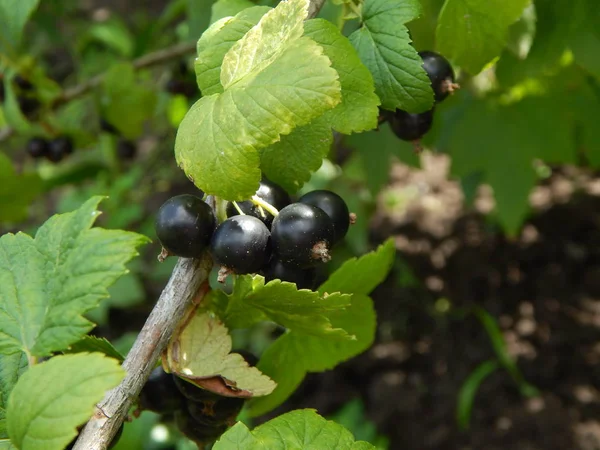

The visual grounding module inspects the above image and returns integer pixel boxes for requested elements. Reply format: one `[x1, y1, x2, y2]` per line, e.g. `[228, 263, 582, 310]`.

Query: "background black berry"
[173, 375, 220, 403]
[155, 194, 216, 258]
[18, 96, 40, 118]
[26, 137, 49, 159]
[262, 258, 316, 290]
[117, 139, 136, 160]
[299, 190, 350, 244]
[175, 409, 228, 445]
[419, 51, 455, 103]
[14, 75, 33, 91]
[226, 179, 291, 228]
[389, 109, 434, 141]
[186, 395, 244, 426]
[138, 366, 183, 413]
[271, 203, 335, 268]
[210, 215, 271, 274]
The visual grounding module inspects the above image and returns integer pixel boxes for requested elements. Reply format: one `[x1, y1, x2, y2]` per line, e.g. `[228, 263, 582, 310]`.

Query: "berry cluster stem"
[251, 195, 279, 217]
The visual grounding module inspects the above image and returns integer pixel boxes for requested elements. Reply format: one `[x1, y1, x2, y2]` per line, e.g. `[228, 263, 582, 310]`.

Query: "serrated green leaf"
[195, 7, 271, 96]
[212, 275, 352, 339]
[167, 311, 276, 397]
[0, 353, 27, 439]
[248, 293, 376, 416]
[319, 239, 396, 295]
[260, 116, 333, 193]
[214, 409, 376, 449]
[436, 0, 529, 74]
[348, 0, 433, 112]
[64, 336, 124, 362]
[101, 63, 157, 139]
[0, 153, 42, 224]
[0, 197, 149, 357]
[0, 0, 40, 55]
[210, 0, 255, 24]
[7, 353, 124, 450]
[177, 0, 341, 200]
[304, 19, 379, 134]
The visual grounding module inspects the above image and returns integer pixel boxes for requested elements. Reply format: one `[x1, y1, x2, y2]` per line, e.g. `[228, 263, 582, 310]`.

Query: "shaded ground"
[271, 154, 600, 450]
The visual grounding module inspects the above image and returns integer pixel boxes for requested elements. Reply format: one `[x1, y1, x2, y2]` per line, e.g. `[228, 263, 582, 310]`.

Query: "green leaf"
[211, 275, 352, 339]
[7, 353, 124, 450]
[0, 0, 40, 55]
[64, 336, 124, 362]
[320, 239, 396, 295]
[259, 116, 333, 193]
[101, 63, 157, 139]
[304, 19, 380, 134]
[195, 7, 270, 96]
[214, 409, 376, 449]
[348, 0, 433, 112]
[456, 360, 499, 431]
[0, 154, 42, 224]
[436, 0, 529, 74]
[0, 197, 149, 357]
[211, 0, 255, 24]
[187, 0, 214, 39]
[0, 353, 27, 439]
[177, 0, 341, 200]
[167, 311, 276, 397]
[568, 5, 600, 79]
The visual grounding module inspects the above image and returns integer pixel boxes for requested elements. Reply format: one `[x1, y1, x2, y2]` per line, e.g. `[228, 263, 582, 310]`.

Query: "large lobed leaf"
[247, 240, 395, 416]
[0, 354, 27, 439]
[178, 0, 341, 200]
[0, 197, 149, 358]
[214, 409, 376, 449]
[349, 0, 433, 112]
[436, 0, 529, 74]
[7, 353, 124, 450]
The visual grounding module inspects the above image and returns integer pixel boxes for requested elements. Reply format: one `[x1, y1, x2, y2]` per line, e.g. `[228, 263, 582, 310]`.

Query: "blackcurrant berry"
[155, 195, 216, 258]
[117, 139, 136, 160]
[389, 108, 434, 142]
[175, 409, 227, 444]
[235, 349, 259, 367]
[186, 395, 244, 426]
[419, 51, 456, 103]
[226, 179, 291, 228]
[50, 136, 74, 155]
[14, 75, 33, 91]
[210, 215, 271, 275]
[271, 203, 334, 268]
[299, 190, 350, 243]
[26, 137, 49, 159]
[262, 258, 316, 290]
[100, 118, 118, 134]
[18, 96, 40, 118]
[138, 366, 184, 413]
[173, 375, 220, 403]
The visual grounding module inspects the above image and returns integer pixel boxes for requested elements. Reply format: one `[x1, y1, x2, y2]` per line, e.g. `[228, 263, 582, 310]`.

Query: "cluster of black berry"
[100, 118, 137, 160]
[26, 136, 74, 162]
[155, 179, 352, 289]
[0, 74, 43, 119]
[385, 51, 457, 146]
[138, 356, 255, 445]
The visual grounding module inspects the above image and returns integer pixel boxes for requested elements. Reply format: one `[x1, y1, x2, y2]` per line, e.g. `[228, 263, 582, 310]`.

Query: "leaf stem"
[251, 195, 279, 217]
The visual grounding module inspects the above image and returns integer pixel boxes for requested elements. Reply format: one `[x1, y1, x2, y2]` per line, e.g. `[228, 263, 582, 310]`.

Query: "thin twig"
[73, 1, 328, 448]
[0, 41, 197, 142]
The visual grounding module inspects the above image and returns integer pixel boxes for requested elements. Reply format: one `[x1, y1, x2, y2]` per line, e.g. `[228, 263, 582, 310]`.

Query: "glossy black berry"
[138, 366, 184, 413]
[175, 409, 227, 445]
[389, 109, 434, 142]
[155, 195, 216, 258]
[50, 136, 74, 155]
[262, 258, 316, 290]
[117, 139, 136, 160]
[210, 215, 271, 274]
[226, 179, 291, 228]
[26, 137, 49, 159]
[299, 190, 350, 243]
[14, 75, 33, 91]
[271, 203, 334, 268]
[235, 350, 259, 367]
[173, 375, 220, 403]
[419, 51, 455, 103]
[186, 395, 244, 426]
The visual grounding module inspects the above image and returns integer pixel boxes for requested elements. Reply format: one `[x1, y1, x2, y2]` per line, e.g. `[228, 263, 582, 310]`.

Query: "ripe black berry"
[262, 258, 316, 290]
[299, 190, 350, 243]
[51, 136, 74, 155]
[26, 137, 49, 159]
[175, 409, 227, 445]
[173, 375, 220, 403]
[210, 215, 271, 275]
[14, 75, 33, 91]
[186, 395, 244, 426]
[389, 108, 434, 142]
[138, 366, 184, 413]
[18, 96, 40, 118]
[419, 51, 456, 103]
[226, 179, 290, 228]
[117, 139, 136, 160]
[271, 203, 334, 268]
[155, 195, 216, 258]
